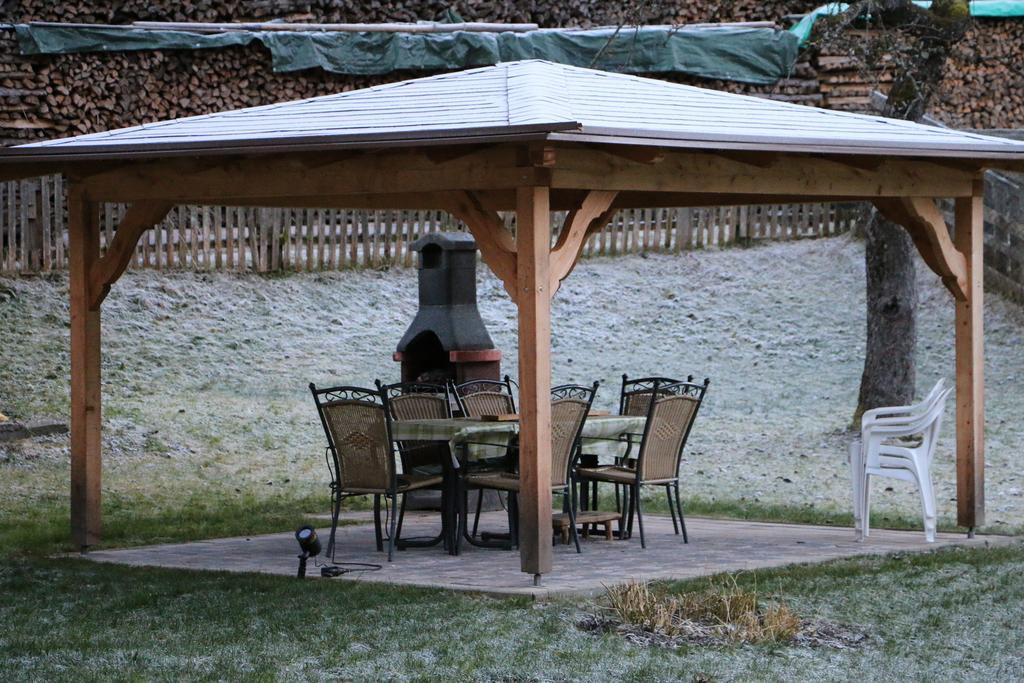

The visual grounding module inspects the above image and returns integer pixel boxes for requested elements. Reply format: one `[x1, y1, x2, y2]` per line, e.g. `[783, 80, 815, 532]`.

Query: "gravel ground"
[1, 235, 1022, 531]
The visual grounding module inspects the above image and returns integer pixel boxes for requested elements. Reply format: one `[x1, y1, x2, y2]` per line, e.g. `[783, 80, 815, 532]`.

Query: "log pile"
[0, 2, 1019, 147]
[814, 47, 894, 112]
[938, 20, 1024, 129]
[810, 20, 1024, 125]
[4, 1, 822, 28]
[0, 30, 394, 145]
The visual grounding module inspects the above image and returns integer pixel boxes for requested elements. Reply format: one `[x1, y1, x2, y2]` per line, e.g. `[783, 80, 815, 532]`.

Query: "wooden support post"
[954, 183, 985, 530]
[68, 187, 102, 549]
[515, 185, 553, 580]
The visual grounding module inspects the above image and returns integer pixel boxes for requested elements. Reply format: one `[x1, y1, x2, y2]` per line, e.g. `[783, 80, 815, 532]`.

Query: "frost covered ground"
[2, 545, 1023, 681]
[1, 235, 1023, 532]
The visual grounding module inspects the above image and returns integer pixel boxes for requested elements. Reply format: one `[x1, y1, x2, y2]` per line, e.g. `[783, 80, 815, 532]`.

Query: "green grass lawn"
[1, 543, 1022, 682]
[2, 490, 1020, 681]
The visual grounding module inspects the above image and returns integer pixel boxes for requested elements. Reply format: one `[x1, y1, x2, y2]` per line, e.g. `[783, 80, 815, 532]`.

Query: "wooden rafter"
[602, 146, 666, 165]
[88, 201, 173, 309]
[873, 197, 968, 301]
[709, 150, 777, 168]
[424, 144, 491, 165]
[549, 190, 618, 294]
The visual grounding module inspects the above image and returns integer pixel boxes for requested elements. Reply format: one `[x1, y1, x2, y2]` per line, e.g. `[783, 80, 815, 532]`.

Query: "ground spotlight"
[295, 525, 321, 578]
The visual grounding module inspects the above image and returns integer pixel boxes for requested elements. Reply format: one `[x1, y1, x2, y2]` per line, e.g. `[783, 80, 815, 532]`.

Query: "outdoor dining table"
[390, 414, 646, 554]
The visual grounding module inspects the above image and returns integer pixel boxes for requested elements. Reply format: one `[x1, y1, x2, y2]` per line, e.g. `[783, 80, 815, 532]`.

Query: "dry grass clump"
[604, 581, 682, 636]
[598, 577, 815, 647]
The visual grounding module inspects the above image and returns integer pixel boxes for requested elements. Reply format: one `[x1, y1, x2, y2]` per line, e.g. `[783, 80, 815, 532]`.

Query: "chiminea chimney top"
[410, 232, 480, 308]
[394, 232, 500, 384]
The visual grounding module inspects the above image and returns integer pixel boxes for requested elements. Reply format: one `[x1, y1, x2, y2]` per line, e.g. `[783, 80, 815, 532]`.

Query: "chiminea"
[394, 232, 501, 384]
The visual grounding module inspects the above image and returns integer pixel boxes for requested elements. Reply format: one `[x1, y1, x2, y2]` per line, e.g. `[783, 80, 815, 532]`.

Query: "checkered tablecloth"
[390, 415, 645, 467]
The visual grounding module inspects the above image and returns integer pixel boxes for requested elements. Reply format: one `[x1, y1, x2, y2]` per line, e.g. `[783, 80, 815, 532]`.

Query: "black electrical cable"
[309, 446, 395, 577]
[315, 539, 383, 576]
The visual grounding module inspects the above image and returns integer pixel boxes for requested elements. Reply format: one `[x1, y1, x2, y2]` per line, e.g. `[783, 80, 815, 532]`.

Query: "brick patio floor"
[82, 512, 1012, 599]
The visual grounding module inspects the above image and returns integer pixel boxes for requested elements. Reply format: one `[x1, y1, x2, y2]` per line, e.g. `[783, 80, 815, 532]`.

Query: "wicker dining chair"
[577, 378, 709, 548]
[619, 374, 689, 417]
[377, 380, 453, 542]
[309, 382, 443, 562]
[452, 375, 518, 537]
[459, 382, 598, 554]
[452, 375, 518, 418]
[580, 374, 688, 516]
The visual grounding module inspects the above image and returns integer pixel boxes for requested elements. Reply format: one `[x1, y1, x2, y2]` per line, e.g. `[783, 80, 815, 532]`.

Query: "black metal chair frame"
[579, 374, 688, 523]
[618, 374, 690, 417]
[578, 377, 709, 548]
[377, 380, 455, 550]
[310, 382, 443, 563]
[450, 375, 519, 538]
[451, 374, 518, 417]
[457, 382, 598, 555]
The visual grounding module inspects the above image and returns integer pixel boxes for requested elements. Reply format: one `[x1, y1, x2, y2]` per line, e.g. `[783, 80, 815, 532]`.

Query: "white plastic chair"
[848, 379, 951, 543]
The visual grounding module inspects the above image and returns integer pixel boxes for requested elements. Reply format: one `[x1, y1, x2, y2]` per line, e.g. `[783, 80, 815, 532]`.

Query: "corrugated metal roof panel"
[6, 60, 1024, 161]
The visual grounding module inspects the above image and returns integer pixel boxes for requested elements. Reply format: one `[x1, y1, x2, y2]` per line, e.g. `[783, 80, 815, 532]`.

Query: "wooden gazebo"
[3, 60, 1023, 582]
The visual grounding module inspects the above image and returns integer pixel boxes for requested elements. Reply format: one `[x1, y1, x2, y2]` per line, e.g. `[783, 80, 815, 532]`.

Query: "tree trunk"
[811, 0, 969, 425]
[855, 212, 917, 423]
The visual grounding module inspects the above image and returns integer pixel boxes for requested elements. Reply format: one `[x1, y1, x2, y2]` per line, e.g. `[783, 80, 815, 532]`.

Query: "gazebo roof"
[6, 59, 1024, 163]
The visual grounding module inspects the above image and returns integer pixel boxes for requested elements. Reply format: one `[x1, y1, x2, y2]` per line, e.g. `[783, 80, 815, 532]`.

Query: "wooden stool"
[552, 510, 622, 544]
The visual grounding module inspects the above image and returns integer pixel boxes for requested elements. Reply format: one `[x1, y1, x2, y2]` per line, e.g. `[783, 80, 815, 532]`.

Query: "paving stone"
[82, 512, 1015, 599]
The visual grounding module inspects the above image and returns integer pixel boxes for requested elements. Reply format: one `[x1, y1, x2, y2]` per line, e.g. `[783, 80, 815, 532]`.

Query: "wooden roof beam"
[209, 190, 520, 211]
[550, 147, 978, 198]
[709, 150, 777, 168]
[76, 147, 548, 203]
[602, 146, 666, 165]
[610, 191, 855, 208]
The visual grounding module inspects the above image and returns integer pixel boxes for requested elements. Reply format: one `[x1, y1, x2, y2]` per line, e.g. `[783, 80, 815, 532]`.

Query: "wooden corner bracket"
[88, 201, 174, 309]
[874, 196, 968, 302]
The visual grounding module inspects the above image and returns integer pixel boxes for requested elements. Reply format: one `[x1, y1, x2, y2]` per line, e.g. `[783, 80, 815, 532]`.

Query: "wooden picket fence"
[0, 175, 859, 273]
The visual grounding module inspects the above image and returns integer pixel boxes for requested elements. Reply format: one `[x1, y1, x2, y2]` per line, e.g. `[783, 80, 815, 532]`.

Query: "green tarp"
[15, 24, 799, 85]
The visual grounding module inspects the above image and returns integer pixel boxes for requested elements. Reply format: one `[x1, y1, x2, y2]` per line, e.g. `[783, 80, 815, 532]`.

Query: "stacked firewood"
[0, 39, 825, 146]
[0, 44, 51, 145]
[4, 1, 821, 27]
[938, 21, 1024, 129]
[811, 20, 1024, 127]
[0, 30, 395, 145]
[814, 37, 894, 112]
[0, 0, 822, 146]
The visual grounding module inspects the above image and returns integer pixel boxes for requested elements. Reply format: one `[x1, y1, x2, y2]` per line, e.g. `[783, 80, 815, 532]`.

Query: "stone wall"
[982, 169, 1024, 303]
